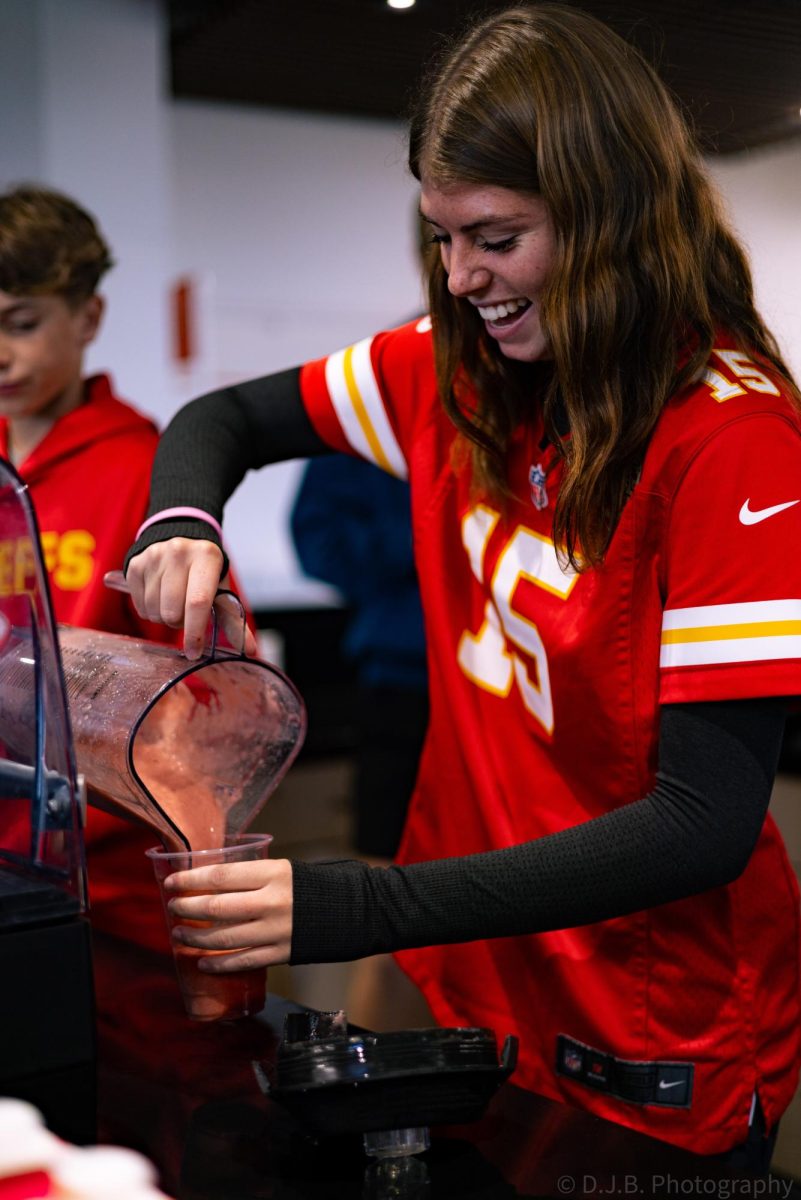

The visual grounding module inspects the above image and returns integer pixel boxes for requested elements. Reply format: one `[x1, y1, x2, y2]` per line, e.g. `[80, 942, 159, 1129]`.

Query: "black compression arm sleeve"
[125, 367, 326, 570]
[289, 697, 785, 962]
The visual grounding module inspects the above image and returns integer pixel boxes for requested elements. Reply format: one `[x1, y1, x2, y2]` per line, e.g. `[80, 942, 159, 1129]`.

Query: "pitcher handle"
[104, 570, 248, 658]
[208, 589, 248, 658]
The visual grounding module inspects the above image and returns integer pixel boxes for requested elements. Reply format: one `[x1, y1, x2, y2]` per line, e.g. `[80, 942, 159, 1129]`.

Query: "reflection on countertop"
[91, 929, 801, 1200]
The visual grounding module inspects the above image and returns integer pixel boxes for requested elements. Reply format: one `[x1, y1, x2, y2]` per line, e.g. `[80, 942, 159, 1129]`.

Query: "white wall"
[165, 102, 424, 605]
[168, 102, 423, 378]
[709, 140, 801, 383]
[0, 0, 173, 416]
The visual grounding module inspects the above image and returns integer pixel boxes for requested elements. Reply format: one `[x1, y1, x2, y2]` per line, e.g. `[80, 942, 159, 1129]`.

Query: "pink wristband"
[135, 507, 224, 542]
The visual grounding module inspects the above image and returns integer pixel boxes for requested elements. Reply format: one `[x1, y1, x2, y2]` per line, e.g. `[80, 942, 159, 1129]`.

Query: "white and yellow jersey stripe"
[323, 337, 408, 479]
[661, 600, 801, 668]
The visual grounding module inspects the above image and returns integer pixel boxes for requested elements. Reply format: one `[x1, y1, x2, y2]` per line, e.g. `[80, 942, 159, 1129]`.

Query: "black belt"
[556, 1034, 694, 1108]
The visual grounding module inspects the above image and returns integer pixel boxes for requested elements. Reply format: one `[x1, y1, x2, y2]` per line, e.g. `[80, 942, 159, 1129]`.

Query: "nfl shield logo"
[529, 462, 549, 510]
[563, 1047, 583, 1074]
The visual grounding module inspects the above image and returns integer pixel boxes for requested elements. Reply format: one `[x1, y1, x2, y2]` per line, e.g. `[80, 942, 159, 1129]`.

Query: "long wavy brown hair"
[409, 3, 799, 569]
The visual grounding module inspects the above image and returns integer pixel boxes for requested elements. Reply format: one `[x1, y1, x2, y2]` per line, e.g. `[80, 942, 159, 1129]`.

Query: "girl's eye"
[479, 236, 518, 254]
[429, 232, 449, 246]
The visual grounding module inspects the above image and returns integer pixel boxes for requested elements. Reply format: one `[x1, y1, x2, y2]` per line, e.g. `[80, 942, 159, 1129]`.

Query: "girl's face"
[420, 180, 556, 363]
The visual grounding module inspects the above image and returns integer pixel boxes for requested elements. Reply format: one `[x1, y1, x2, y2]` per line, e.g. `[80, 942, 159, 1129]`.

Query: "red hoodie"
[2, 375, 184, 952]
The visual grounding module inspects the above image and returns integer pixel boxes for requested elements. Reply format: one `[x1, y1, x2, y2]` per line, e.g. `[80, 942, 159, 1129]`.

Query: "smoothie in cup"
[147, 833, 272, 1021]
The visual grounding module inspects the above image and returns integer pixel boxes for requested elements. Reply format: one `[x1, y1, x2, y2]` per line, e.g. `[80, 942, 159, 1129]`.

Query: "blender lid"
[275, 1025, 512, 1089]
[260, 1011, 518, 1138]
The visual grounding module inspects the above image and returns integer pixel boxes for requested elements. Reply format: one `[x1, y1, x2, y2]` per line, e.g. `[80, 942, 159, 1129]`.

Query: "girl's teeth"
[478, 299, 528, 321]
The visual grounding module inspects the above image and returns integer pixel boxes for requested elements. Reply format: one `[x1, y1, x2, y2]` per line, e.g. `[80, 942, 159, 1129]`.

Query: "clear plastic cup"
[146, 833, 273, 1021]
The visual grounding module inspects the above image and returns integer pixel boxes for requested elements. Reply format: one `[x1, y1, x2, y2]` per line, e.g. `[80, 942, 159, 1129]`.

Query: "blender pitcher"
[0, 457, 95, 1140]
[2, 576, 306, 852]
[0, 457, 85, 909]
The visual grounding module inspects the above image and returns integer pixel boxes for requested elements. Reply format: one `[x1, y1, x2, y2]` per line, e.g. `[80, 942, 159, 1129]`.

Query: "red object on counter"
[0, 1170, 52, 1198]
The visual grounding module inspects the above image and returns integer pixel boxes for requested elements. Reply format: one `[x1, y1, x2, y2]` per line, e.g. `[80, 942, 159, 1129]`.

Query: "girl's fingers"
[198, 946, 280, 973]
[165, 859, 293, 968]
[140, 564, 166, 627]
[125, 538, 224, 656]
[170, 920, 292, 969]
[124, 550, 150, 616]
[127, 543, 177, 623]
[167, 889, 271, 923]
[172, 918, 270, 951]
[183, 545, 225, 658]
[165, 860, 275, 895]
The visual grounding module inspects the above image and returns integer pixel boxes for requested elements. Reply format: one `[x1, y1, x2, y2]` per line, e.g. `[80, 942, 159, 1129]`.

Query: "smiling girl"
[124, 4, 801, 1166]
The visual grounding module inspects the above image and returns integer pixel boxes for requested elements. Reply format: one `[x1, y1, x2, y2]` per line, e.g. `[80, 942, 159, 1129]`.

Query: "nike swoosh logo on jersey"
[658, 1080, 684, 1090]
[739, 498, 800, 525]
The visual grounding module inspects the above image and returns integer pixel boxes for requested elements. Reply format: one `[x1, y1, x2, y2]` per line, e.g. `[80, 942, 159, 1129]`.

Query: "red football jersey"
[300, 319, 801, 1154]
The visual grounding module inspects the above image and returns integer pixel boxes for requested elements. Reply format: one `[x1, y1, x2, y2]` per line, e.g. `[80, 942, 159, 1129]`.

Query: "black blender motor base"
[259, 1010, 518, 1151]
[0, 904, 96, 1145]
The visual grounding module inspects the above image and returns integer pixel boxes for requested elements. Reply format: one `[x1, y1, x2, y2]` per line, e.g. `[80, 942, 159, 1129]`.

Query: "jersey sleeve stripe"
[323, 337, 407, 479]
[662, 599, 801, 628]
[663, 619, 801, 644]
[661, 635, 801, 668]
[660, 600, 801, 667]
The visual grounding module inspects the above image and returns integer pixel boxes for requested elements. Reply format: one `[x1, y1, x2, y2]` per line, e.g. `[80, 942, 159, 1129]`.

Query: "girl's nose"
[444, 244, 492, 298]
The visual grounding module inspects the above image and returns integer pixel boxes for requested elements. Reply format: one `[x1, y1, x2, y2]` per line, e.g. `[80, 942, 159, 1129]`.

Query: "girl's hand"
[126, 538, 257, 659]
[164, 858, 294, 971]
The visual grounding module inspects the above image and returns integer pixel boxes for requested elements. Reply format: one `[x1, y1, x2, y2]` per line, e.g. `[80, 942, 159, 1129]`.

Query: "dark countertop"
[91, 930, 788, 1200]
